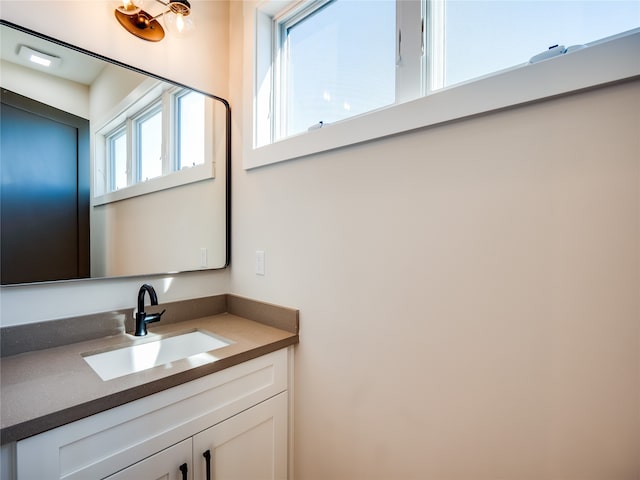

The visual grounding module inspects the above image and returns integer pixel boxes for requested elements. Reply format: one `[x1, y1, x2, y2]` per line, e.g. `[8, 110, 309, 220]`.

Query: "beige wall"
[229, 4, 639, 479]
[1, 1, 638, 478]
[93, 178, 226, 276]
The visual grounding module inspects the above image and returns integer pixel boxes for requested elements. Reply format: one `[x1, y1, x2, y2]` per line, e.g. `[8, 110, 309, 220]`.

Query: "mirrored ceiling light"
[18, 45, 62, 68]
[114, 0, 193, 42]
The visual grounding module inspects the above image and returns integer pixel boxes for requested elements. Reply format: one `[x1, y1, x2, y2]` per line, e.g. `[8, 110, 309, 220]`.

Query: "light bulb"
[164, 11, 195, 37]
[176, 13, 185, 32]
[116, 0, 142, 15]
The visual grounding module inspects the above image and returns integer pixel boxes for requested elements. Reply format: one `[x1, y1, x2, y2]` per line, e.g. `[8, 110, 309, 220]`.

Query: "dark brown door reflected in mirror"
[1, 90, 90, 284]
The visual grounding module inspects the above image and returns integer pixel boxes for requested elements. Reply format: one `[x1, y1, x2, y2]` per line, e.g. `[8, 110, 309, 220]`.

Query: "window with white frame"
[98, 84, 212, 202]
[136, 103, 163, 182]
[436, 0, 640, 90]
[277, 0, 396, 139]
[250, 0, 640, 162]
[108, 126, 128, 192]
[176, 90, 207, 169]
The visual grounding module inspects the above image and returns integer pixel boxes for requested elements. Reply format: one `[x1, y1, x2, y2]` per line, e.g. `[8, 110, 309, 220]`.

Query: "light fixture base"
[114, 9, 165, 42]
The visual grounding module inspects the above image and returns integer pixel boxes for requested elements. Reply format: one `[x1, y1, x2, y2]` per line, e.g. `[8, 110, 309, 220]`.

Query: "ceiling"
[1, 25, 105, 86]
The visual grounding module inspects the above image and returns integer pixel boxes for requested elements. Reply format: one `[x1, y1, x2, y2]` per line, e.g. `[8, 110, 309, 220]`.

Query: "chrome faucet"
[134, 284, 166, 336]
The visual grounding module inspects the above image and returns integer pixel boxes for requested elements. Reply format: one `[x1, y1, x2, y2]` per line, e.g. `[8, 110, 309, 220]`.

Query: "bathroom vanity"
[0, 295, 299, 480]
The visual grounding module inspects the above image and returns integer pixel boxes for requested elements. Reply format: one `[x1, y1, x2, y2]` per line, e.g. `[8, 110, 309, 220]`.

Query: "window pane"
[177, 91, 205, 169]
[137, 109, 162, 181]
[442, 0, 640, 88]
[284, 0, 396, 138]
[111, 131, 127, 191]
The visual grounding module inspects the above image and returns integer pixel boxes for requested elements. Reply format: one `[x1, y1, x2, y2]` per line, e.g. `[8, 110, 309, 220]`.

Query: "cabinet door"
[192, 392, 288, 480]
[105, 438, 192, 480]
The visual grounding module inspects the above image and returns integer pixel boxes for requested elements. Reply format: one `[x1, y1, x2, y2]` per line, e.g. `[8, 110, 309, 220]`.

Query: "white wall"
[228, 3, 639, 479]
[0, 59, 89, 118]
[0, 0, 231, 326]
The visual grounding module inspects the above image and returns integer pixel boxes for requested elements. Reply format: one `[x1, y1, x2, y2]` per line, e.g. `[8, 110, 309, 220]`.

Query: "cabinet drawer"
[16, 348, 288, 480]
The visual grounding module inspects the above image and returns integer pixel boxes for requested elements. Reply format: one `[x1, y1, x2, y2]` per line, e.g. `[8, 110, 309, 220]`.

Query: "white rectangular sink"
[83, 330, 232, 381]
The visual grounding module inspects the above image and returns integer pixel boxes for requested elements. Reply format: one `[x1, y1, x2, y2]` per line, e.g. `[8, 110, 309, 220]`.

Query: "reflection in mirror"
[0, 21, 230, 286]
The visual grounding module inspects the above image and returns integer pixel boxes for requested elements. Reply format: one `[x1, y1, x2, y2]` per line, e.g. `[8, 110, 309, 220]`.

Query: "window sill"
[243, 28, 640, 170]
[92, 162, 215, 206]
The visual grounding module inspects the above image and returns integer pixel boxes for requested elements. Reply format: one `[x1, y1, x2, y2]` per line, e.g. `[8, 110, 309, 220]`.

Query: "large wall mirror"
[0, 21, 230, 286]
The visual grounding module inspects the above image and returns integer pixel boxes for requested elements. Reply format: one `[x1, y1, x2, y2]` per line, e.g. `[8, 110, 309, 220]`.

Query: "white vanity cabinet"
[15, 348, 291, 480]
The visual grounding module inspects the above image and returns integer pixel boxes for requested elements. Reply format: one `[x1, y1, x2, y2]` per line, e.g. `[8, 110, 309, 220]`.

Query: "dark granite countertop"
[0, 294, 299, 444]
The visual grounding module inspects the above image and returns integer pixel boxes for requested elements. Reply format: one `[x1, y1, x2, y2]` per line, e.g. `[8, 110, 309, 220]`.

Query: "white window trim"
[93, 79, 215, 206]
[93, 163, 215, 206]
[243, 0, 640, 170]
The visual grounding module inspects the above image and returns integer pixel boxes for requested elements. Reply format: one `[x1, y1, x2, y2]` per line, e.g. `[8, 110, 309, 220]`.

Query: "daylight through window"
[103, 87, 209, 193]
[256, 0, 640, 147]
[280, 0, 396, 138]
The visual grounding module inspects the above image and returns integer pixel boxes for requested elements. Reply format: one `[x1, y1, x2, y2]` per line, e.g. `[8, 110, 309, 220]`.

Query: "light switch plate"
[255, 250, 265, 275]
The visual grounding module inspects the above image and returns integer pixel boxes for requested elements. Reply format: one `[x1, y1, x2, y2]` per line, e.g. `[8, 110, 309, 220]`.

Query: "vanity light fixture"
[114, 0, 194, 42]
[18, 45, 61, 68]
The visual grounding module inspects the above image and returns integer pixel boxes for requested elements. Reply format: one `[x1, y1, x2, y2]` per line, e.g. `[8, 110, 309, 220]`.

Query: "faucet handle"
[146, 309, 166, 324]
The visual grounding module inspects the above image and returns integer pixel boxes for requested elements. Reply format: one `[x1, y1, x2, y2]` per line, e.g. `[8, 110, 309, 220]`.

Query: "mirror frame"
[0, 20, 231, 285]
